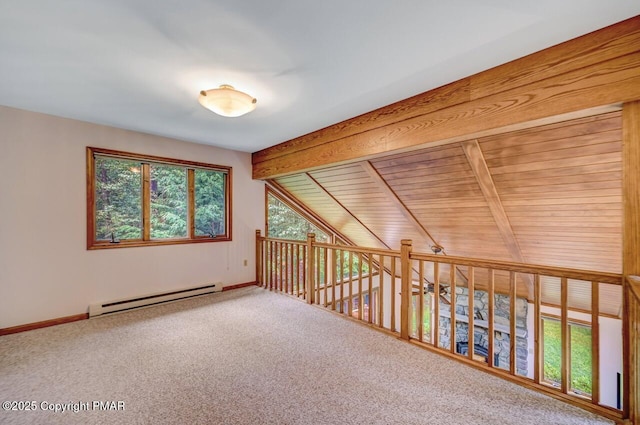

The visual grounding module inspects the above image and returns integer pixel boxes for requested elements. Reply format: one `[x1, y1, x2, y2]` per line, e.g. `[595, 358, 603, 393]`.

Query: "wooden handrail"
[256, 235, 307, 245]
[313, 241, 400, 257]
[410, 252, 622, 285]
[261, 235, 621, 285]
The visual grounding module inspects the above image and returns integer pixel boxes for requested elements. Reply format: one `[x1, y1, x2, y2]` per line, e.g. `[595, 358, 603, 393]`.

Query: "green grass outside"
[543, 319, 592, 395]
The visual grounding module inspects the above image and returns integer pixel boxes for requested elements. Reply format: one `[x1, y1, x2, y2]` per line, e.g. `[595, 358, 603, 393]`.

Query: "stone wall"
[437, 287, 528, 375]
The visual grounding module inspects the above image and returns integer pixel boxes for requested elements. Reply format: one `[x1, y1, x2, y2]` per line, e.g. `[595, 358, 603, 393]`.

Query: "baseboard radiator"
[89, 283, 222, 317]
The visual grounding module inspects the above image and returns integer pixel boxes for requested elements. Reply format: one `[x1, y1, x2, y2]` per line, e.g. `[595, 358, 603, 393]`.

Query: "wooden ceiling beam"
[253, 16, 640, 180]
[302, 172, 392, 250]
[360, 161, 439, 248]
[360, 160, 470, 284]
[461, 140, 524, 262]
[461, 140, 532, 290]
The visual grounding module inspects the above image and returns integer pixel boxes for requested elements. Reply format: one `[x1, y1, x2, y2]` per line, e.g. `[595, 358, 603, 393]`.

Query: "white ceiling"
[1, 1, 638, 153]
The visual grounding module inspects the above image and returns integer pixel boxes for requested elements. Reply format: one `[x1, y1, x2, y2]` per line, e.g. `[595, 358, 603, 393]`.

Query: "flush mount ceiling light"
[198, 84, 257, 118]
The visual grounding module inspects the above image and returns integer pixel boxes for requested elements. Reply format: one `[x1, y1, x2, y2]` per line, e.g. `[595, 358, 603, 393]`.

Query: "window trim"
[87, 147, 232, 249]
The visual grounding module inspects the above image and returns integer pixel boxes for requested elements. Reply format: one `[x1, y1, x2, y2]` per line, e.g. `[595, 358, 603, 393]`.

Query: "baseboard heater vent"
[89, 283, 222, 317]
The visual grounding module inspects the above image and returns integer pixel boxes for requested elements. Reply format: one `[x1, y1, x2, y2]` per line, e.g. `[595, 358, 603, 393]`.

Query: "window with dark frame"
[87, 147, 231, 249]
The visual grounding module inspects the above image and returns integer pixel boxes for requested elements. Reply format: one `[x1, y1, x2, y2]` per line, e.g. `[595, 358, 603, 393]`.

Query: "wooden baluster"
[358, 252, 363, 321]
[282, 243, 286, 294]
[434, 262, 440, 349]
[488, 269, 495, 368]
[468, 266, 475, 361]
[291, 243, 294, 295]
[274, 241, 278, 291]
[273, 242, 277, 291]
[292, 244, 296, 296]
[379, 254, 384, 328]
[302, 244, 307, 298]
[264, 240, 267, 288]
[534, 274, 541, 383]
[285, 243, 290, 294]
[368, 253, 373, 324]
[391, 256, 397, 333]
[337, 249, 343, 313]
[291, 244, 295, 294]
[297, 245, 302, 297]
[450, 265, 456, 353]
[324, 247, 329, 307]
[331, 249, 337, 310]
[510, 271, 517, 375]
[337, 249, 342, 312]
[279, 242, 283, 292]
[592, 280, 600, 405]
[419, 260, 424, 342]
[348, 251, 353, 317]
[561, 277, 569, 393]
[269, 241, 274, 291]
[316, 247, 321, 304]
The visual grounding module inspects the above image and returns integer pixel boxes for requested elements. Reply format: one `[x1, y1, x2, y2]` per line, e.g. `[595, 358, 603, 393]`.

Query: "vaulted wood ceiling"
[255, 17, 637, 316]
[270, 112, 622, 276]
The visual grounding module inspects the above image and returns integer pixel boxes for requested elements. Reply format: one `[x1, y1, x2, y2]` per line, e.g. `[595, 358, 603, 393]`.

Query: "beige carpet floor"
[0, 286, 615, 425]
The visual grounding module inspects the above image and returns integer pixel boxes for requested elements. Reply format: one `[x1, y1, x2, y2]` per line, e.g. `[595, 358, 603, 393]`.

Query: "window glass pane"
[543, 318, 561, 387]
[267, 194, 329, 241]
[195, 169, 226, 237]
[94, 156, 142, 241]
[150, 164, 187, 239]
[570, 324, 592, 395]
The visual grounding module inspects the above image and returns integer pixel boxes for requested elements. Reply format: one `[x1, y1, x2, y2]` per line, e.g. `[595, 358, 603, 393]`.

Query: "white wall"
[597, 316, 623, 409]
[0, 106, 264, 328]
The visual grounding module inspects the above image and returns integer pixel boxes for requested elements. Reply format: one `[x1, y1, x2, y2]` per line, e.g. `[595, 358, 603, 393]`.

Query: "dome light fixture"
[198, 84, 257, 118]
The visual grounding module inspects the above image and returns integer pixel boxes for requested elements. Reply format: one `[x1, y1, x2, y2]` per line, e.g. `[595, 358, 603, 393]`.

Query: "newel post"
[306, 233, 316, 305]
[255, 230, 263, 287]
[400, 239, 413, 340]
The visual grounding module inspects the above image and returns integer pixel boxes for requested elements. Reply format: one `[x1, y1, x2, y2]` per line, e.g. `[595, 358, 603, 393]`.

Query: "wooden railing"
[627, 275, 640, 424]
[255, 231, 628, 422]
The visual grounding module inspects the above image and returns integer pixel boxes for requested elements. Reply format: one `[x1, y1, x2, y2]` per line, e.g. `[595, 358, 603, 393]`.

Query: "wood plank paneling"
[479, 112, 623, 153]
[481, 113, 623, 274]
[308, 163, 431, 253]
[273, 174, 383, 249]
[371, 144, 514, 265]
